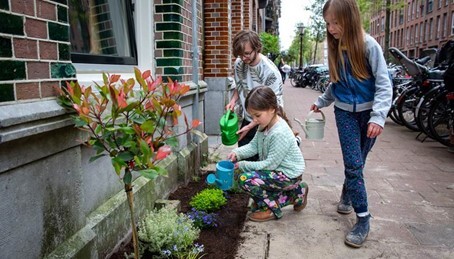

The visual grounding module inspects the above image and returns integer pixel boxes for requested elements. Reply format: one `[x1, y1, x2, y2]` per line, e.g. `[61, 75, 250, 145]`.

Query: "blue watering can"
[206, 160, 235, 190]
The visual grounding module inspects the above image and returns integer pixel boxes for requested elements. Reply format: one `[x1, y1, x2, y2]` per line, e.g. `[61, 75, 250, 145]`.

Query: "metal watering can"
[206, 160, 235, 190]
[294, 110, 325, 140]
[219, 110, 239, 146]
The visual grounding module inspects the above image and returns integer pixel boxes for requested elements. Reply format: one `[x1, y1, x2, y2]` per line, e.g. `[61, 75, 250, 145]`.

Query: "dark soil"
[110, 175, 250, 259]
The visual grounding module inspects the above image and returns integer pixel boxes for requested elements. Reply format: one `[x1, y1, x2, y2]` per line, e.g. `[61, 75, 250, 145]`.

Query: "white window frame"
[73, 0, 154, 87]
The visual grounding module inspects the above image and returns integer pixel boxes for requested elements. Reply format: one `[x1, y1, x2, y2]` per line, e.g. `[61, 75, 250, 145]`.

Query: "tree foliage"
[286, 28, 312, 68]
[306, 0, 326, 64]
[259, 32, 281, 61]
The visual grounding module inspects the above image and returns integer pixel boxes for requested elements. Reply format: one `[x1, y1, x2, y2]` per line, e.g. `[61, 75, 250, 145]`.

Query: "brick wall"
[154, 0, 203, 82]
[203, 0, 232, 77]
[0, 0, 75, 103]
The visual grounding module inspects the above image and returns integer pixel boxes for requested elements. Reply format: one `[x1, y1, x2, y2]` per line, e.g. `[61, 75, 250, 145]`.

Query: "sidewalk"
[207, 83, 454, 259]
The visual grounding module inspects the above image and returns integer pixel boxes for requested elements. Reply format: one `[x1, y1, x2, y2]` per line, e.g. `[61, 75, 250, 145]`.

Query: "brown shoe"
[294, 184, 309, 212]
[248, 209, 276, 222]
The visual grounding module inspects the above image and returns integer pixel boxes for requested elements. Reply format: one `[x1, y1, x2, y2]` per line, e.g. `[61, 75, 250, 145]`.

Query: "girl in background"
[310, 0, 392, 248]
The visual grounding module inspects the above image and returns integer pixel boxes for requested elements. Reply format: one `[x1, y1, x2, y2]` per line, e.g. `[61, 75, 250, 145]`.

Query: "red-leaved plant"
[57, 68, 201, 258]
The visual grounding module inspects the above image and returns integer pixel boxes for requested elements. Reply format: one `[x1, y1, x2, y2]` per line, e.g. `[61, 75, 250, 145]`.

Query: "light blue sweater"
[233, 118, 305, 179]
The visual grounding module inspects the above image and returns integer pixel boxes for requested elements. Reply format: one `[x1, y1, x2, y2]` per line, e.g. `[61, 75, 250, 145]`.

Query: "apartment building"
[370, 0, 454, 59]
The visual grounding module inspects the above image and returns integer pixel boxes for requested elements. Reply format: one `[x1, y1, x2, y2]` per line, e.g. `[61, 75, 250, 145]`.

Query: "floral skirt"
[238, 170, 306, 219]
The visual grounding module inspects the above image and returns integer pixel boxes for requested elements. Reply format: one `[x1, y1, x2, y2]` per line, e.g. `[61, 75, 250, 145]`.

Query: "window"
[420, 22, 424, 42]
[405, 28, 410, 45]
[416, 1, 420, 18]
[407, 2, 411, 21]
[410, 25, 414, 44]
[442, 13, 447, 37]
[427, 0, 433, 13]
[429, 18, 433, 40]
[424, 21, 428, 41]
[399, 10, 404, 25]
[436, 16, 440, 39]
[381, 17, 385, 32]
[452, 12, 454, 35]
[415, 24, 419, 42]
[69, 0, 137, 65]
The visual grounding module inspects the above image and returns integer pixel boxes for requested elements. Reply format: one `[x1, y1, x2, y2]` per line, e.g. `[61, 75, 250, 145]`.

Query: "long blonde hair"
[323, 0, 369, 82]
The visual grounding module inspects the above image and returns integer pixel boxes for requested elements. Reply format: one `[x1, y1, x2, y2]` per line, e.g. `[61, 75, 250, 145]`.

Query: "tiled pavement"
[207, 81, 454, 259]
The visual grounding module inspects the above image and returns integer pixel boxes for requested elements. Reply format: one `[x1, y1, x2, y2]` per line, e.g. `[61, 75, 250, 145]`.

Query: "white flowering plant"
[138, 207, 203, 258]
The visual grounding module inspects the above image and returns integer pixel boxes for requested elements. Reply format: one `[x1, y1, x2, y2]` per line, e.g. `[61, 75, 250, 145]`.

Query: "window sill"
[0, 100, 73, 143]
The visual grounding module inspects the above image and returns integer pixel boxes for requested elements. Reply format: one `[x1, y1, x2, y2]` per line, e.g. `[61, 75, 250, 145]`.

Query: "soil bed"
[110, 175, 249, 259]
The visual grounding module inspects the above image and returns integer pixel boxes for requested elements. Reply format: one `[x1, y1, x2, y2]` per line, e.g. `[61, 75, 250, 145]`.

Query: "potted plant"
[57, 68, 201, 259]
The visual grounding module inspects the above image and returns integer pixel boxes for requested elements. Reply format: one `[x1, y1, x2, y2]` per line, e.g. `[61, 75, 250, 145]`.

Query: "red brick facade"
[370, 0, 454, 58]
[203, 0, 232, 77]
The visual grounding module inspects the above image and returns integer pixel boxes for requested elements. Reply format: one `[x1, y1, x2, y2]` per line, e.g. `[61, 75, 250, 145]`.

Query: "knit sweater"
[233, 118, 305, 179]
[233, 53, 284, 122]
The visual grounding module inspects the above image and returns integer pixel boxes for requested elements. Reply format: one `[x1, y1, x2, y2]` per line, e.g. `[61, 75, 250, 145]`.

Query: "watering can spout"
[294, 118, 308, 135]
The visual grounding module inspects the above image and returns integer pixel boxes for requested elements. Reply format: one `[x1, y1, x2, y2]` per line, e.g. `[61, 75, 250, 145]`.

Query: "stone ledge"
[0, 99, 73, 143]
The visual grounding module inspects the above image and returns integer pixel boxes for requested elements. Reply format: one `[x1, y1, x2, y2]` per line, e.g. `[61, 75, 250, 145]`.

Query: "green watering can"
[219, 110, 239, 146]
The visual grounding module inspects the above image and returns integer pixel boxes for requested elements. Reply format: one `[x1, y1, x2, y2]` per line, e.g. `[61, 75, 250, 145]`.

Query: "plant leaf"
[123, 169, 132, 184]
[89, 153, 106, 162]
[140, 120, 156, 133]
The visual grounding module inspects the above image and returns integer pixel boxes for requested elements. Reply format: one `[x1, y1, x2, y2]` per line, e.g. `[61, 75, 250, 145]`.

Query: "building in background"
[370, 0, 453, 59]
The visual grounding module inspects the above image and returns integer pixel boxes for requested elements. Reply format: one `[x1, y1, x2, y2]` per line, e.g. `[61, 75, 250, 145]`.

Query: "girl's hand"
[233, 162, 239, 170]
[236, 126, 250, 141]
[310, 104, 320, 112]
[367, 123, 383, 138]
[227, 152, 237, 162]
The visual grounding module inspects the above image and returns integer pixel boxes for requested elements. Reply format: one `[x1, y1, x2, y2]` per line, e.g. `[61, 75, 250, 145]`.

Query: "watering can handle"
[225, 109, 231, 118]
[307, 110, 325, 121]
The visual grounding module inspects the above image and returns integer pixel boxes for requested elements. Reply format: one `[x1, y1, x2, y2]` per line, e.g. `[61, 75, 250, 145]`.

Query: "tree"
[306, 0, 326, 64]
[287, 27, 312, 68]
[260, 32, 281, 61]
[57, 68, 201, 258]
[363, 0, 405, 62]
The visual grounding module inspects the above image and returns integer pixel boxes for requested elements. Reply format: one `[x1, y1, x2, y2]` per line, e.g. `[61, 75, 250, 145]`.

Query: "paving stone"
[407, 223, 454, 248]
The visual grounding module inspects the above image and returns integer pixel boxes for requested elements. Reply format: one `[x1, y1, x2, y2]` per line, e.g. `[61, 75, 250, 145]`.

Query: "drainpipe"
[191, 0, 199, 142]
[191, 0, 201, 173]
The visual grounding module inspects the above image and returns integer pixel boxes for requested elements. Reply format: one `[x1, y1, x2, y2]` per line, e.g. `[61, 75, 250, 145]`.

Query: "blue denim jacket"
[314, 34, 392, 128]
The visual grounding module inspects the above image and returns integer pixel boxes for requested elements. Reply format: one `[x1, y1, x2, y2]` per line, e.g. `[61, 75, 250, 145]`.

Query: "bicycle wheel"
[427, 94, 453, 147]
[290, 74, 298, 87]
[415, 86, 444, 138]
[388, 106, 403, 125]
[396, 86, 420, 131]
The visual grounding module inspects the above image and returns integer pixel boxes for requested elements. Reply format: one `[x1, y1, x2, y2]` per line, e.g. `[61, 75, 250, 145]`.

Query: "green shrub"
[189, 188, 227, 212]
[138, 207, 200, 257]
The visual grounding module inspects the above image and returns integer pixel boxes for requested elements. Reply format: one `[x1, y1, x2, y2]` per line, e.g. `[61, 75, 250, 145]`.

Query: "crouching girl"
[227, 86, 308, 222]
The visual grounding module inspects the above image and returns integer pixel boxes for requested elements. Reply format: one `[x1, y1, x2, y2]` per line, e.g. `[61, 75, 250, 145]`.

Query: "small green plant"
[138, 207, 201, 257]
[229, 169, 244, 194]
[186, 208, 219, 229]
[191, 175, 201, 182]
[189, 188, 227, 212]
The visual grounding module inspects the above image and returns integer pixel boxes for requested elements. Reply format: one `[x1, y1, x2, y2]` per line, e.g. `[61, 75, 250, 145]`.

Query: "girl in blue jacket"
[310, 0, 392, 248]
